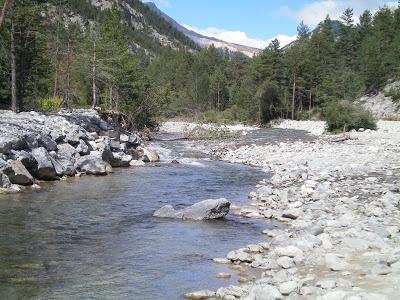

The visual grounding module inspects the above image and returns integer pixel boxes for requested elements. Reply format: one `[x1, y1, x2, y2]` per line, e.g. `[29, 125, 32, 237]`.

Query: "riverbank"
[189, 120, 400, 299]
[0, 110, 159, 194]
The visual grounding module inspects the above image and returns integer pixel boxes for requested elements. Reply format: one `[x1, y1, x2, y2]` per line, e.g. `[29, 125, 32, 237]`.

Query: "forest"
[0, 0, 400, 130]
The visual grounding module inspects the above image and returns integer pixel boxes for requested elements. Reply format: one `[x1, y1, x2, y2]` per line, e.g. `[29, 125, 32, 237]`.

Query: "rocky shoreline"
[188, 120, 400, 299]
[0, 110, 159, 194]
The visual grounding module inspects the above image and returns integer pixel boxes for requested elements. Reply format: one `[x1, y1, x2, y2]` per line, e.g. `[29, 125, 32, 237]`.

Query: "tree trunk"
[217, 81, 220, 111]
[63, 39, 71, 108]
[92, 39, 97, 108]
[53, 9, 60, 98]
[0, 0, 11, 30]
[291, 75, 296, 120]
[10, 5, 17, 113]
[309, 89, 312, 120]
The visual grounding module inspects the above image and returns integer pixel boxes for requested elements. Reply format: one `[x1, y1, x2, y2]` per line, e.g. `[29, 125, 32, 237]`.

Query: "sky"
[145, 0, 398, 49]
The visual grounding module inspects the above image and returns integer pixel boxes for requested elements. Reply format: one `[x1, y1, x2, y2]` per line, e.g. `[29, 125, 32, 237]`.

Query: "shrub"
[384, 87, 400, 103]
[322, 101, 376, 132]
[186, 126, 239, 140]
[40, 97, 63, 112]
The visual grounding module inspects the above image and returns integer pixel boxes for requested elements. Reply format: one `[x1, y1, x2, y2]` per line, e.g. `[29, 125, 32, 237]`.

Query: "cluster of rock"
[188, 121, 400, 299]
[0, 110, 159, 193]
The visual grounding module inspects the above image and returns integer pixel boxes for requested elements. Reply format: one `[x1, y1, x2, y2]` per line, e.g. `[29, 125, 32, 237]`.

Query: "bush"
[384, 87, 400, 103]
[186, 126, 239, 140]
[322, 101, 376, 132]
[40, 97, 63, 112]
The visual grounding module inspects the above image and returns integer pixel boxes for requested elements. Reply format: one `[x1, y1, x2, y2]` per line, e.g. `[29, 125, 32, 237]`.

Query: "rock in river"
[153, 198, 230, 221]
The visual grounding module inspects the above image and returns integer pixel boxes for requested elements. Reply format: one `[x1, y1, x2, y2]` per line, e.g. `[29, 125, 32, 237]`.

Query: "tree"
[297, 21, 310, 38]
[0, 0, 11, 29]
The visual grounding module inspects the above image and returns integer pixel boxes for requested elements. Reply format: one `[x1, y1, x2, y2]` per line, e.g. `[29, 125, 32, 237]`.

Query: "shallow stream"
[0, 128, 311, 299]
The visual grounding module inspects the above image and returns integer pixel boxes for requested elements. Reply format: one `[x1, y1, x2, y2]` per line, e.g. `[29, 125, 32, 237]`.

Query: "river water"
[0, 128, 311, 300]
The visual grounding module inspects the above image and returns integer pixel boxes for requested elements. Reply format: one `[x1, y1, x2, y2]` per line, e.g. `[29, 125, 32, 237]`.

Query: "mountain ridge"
[144, 1, 262, 57]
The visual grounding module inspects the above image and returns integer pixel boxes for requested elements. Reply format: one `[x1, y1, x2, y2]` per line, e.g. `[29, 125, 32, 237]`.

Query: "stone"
[153, 198, 230, 221]
[325, 254, 350, 271]
[213, 258, 230, 264]
[74, 155, 113, 176]
[75, 139, 91, 155]
[55, 158, 75, 176]
[282, 208, 301, 220]
[31, 147, 58, 180]
[140, 147, 160, 162]
[319, 290, 348, 300]
[0, 170, 11, 188]
[9, 150, 38, 174]
[0, 135, 27, 154]
[216, 272, 231, 279]
[3, 160, 34, 186]
[279, 281, 298, 295]
[38, 135, 58, 151]
[277, 256, 294, 269]
[57, 143, 77, 160]
[130, 160, 146, 167]
[109, 139, 121, 151]
[110, 152, 132, 167]
[216, 285, 247, 299]
[316, 279, 336, 289]
[243, 284, 283, 300]
[120, 133, 141, 147]
[227, 248, 254, 263]
[184, 290, 215, 299]
[274, 246, 303, 258]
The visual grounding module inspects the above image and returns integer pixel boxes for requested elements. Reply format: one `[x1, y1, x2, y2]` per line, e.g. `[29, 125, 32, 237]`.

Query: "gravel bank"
[190, 121, 400, 299]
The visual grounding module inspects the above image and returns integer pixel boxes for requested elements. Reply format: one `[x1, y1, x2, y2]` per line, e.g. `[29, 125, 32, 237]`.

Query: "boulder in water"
[31, 147, 58, 180]
[3, 160, 34, 186]
[74, 155, 113, 176]
[154, 198, 230, 220]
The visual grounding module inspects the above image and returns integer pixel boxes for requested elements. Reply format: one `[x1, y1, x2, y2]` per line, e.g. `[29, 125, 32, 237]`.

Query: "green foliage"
[384, 87, 400, 102]
[185, 126, 239, 140]
[40, 97, 63, 112]
[322, 102, 377, 132]
[0, 1, 399, 129]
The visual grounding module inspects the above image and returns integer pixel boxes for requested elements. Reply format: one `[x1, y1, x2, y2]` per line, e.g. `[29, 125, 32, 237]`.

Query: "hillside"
[67, 0, 199, 59]
[145, 2, 262, 57]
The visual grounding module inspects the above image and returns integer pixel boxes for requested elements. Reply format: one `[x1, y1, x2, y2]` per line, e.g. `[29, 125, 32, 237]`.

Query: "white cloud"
[281, 0, 398, 27]
[182, 24, 297, 49]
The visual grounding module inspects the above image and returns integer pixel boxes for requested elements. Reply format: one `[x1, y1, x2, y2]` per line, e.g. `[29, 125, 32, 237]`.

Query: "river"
[0, 128, 311, 300]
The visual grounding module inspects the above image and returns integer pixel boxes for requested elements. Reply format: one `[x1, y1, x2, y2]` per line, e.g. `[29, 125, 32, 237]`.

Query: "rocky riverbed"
[0, 110, 159, 194]
[187, 120, 400, 299]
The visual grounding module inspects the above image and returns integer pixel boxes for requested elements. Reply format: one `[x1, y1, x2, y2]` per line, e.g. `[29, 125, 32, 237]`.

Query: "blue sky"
[146, 0, 397, 48]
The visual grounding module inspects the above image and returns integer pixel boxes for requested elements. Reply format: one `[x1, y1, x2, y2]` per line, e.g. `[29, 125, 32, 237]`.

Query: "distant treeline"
[0, 1, 399, 128]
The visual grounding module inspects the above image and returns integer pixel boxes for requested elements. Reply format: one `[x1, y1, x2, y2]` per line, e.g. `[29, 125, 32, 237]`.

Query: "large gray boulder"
[57, 143, 77, 160]
[0, 134, 27, 154]
[154, 198, 230, 220]
[0, 171, 11, 188]
[74, 155, 113, 176]
[139, 147, 160, 163]
[31, 147, 58, 180]
[120, 133, 142, 147]
[110, 152, 132, 167]
[3, 160, 34, 186]
[9, 150, 38, 174]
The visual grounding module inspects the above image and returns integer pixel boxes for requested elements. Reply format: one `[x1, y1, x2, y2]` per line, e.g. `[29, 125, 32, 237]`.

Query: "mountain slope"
[67, 0, 199, 59]
[145, 2, 262, 57]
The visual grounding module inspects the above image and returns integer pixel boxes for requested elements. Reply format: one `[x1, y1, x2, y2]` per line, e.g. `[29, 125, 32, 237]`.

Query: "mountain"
[67, 0, 199, 59]
[145, 2, 262, 57]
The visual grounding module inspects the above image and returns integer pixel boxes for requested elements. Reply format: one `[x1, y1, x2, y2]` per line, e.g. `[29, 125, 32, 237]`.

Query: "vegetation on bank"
[0, 1, 399, 130]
